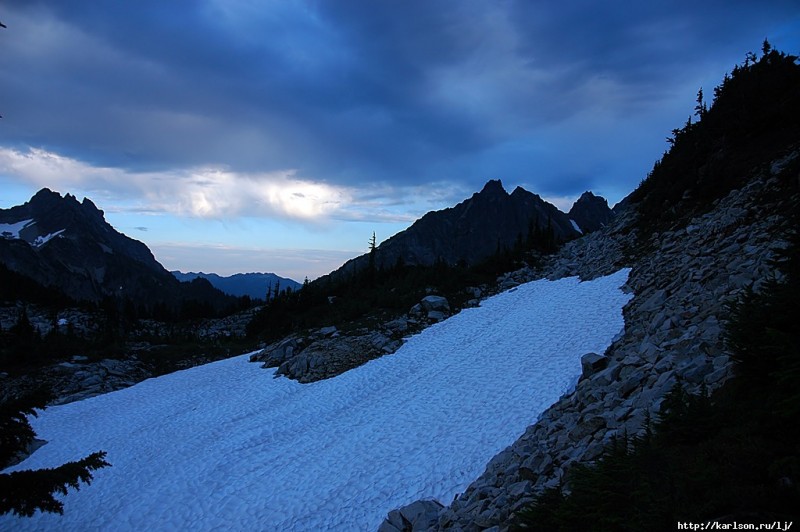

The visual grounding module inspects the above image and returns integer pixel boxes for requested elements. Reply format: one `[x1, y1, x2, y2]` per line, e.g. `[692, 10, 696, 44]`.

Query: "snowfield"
[2, 269, 632, 531]
[0, 218, 34, 239]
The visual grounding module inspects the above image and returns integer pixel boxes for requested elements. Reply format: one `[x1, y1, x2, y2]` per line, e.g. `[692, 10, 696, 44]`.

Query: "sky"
[1, 1, 798, 281]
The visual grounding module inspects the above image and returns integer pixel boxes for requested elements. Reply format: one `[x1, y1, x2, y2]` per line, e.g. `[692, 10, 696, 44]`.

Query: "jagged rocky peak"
[478, 179, 508, 196]
[0, 188, 177, 302]
[27, 187, 70, 212]
[22, 188, 103, 223]
[568, 190, 614, 233]
[31, 187, 60, 200]
[81, 196, 105, 216]
[510, 185, 538, 199]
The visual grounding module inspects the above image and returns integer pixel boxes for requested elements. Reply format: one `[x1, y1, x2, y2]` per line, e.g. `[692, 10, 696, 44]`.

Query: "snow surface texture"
[2, 269, 632, 531]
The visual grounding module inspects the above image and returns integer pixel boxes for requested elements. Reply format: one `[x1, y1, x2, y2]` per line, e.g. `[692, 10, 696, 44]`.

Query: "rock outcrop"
[379, 500, 445, 532]
[0, 356, 151, 406]
[250, 295, 453, 382]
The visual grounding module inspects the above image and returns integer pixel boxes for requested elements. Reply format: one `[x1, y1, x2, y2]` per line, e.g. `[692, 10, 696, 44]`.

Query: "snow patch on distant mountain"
[0, 219, 64, 248]
[0, 218, 35, 239]
[32, 229, 66, 248]
[1, 268, 632, 531]
[570, 219, 583, 234]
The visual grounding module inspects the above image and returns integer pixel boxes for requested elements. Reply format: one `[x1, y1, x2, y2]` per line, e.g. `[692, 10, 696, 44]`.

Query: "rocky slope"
[382, 49, 800, 531]
[380, 149, 799, 531]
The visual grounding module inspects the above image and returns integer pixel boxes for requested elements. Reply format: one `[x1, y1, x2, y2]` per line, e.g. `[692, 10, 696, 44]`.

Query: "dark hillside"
[0, 189, 241, 319]
[627, 43, 800, 232]
[326, 180, 581, 283]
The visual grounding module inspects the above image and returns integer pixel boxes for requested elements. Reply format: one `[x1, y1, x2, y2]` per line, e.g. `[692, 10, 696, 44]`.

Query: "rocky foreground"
[379, 152, 799, 530]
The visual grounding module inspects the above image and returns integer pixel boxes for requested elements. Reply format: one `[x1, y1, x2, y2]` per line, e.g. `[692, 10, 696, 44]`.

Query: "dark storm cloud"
[1, 0, 798, 201]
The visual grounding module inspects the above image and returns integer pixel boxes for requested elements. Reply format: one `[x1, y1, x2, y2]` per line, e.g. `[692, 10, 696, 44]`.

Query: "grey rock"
[639, 288, 667, 312]
[500, 277, 520, 290]
[318, 325, 338, 336]
[379, 509, 407, 532]
[683, 360, 714, 384]
[580, 352, 608, 378]
[427, 310, 446, 322]
[377, 500, 444, 532]
[420, 295, 450, 313]
[254, 337, 301, 368]
[620, 370, 645, 397]
[568, 416, 606, 442]
[80, 374, 103, 388]
[507, 480, 533, 498]
[385, 318, 409, 333]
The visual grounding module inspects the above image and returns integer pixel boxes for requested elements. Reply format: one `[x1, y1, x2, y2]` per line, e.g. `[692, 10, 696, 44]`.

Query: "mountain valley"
[2, 44, 800, 530]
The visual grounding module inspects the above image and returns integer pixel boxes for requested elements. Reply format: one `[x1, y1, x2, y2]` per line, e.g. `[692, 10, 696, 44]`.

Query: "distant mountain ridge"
[172, 271, 302, 300]
[326, 179, 612, 280]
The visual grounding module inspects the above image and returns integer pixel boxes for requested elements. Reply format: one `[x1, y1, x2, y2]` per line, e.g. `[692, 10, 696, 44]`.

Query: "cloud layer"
[0, 146, 457, 223]
[1, 1, 799, 278]
[3, 0, 798, 201]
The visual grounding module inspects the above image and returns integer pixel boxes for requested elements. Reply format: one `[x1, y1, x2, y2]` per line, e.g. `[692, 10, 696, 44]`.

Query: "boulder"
[568, 416, 606, 442]
[251, 336, 302, 367]
[385, 318, 409, 333]
[427, 310, 447, 322]
[420, 295, 450, 313]
[580, 352, 608, 378]
[378, 500, 444, 532]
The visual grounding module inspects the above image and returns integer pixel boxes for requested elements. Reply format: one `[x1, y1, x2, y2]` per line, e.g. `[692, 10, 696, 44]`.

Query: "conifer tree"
[694, 87, 707, 119]
[762, 38, 772, 57]
[0, 391, 110, 517]
[367, 231, 377, 284]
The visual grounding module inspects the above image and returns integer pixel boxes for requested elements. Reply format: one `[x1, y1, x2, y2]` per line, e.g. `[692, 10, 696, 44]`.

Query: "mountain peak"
[568, 191, 613, 233]
[29, 187, 66, 209]
[1, 188, 171, 302]
[479, 179, 507, 196]
[31, 187, 59, 199]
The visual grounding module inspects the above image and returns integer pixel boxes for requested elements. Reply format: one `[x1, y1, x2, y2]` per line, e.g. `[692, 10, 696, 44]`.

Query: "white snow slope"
[2, 269, 631, 531]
